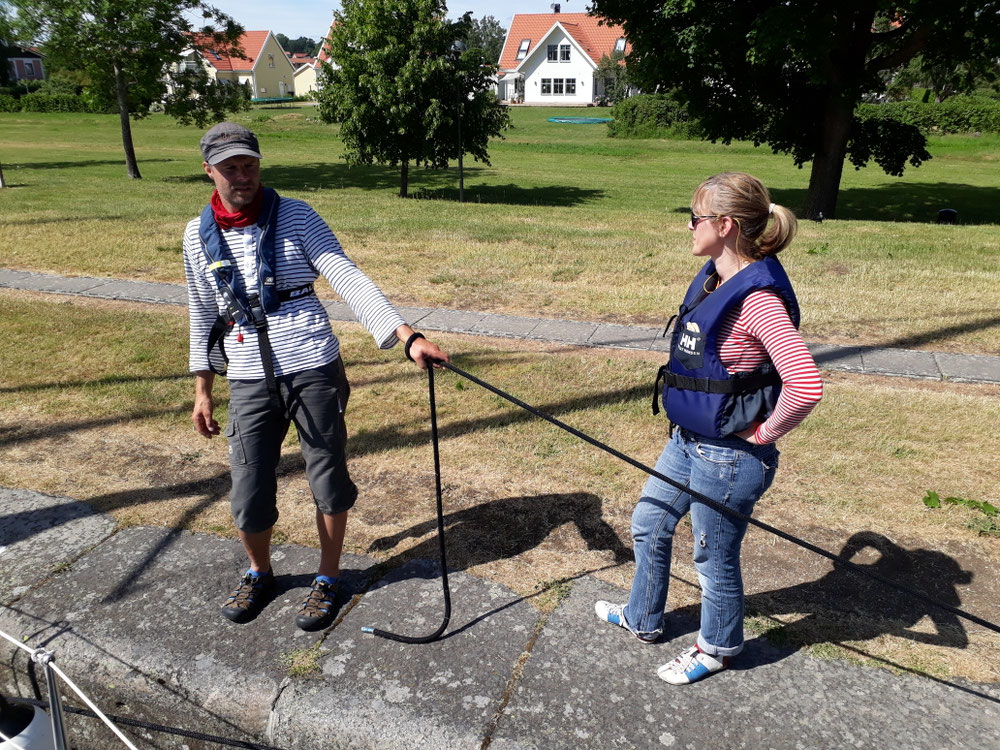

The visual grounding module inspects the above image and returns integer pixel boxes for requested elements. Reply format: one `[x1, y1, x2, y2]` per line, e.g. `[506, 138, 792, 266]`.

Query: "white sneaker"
[594, 601, 658, 643]
[656, 645, 728, 685]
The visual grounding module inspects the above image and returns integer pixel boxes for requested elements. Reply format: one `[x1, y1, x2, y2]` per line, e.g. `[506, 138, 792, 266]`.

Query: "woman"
[595, 172, 823, 685]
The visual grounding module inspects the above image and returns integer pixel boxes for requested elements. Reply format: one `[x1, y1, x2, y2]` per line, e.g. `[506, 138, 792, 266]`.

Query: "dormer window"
[614, 37, 626, 53]
[516, 39, 530, 60]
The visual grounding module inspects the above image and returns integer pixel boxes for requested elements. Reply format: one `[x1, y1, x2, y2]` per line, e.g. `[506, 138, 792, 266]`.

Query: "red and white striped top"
[718, 290, 823, 443]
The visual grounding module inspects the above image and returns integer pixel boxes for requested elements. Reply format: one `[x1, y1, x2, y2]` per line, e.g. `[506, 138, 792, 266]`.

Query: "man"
[184, 122, 447, 630]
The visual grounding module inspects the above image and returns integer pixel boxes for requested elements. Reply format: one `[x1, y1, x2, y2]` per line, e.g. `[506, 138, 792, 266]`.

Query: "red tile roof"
[498, 13, 626, 71]
[317, 20, 338, 64]
[189, 31, 271, 72]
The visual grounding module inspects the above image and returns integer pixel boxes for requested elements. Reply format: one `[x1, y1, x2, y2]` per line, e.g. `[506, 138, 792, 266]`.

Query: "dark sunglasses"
[690, 212, 720, 228]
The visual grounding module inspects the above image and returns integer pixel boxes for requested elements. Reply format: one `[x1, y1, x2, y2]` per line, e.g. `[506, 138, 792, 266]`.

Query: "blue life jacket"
[198, 187, 281, 328]
[654, 256, 800, 438]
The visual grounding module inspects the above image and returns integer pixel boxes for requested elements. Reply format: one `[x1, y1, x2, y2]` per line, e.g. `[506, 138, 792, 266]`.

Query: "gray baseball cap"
[200, 122, 263, 165]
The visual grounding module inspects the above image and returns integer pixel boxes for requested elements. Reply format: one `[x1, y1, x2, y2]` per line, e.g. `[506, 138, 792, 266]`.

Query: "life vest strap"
[652, 365, 781, 415]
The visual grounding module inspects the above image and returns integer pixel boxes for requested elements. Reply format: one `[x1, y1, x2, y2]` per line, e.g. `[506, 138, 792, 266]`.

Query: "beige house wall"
[251, 34, 296, 97]
[294, 65, 318, 94]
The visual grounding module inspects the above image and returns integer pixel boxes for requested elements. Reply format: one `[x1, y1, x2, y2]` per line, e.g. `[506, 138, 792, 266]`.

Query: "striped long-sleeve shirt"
[183, 197, 406, 379]
[717, 290, 823, 443]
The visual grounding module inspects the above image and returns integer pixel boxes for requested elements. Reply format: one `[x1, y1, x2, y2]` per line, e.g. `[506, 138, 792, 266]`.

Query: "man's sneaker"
[295, 577, 340, 631]
[220, 569, 275, 623]
[656, 645, 729, 685]
[594, 601, 658, 644]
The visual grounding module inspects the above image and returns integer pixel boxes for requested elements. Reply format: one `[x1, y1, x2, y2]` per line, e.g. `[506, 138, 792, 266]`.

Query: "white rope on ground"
[46, 663, 138, 750]
[0, 627, 139, 750]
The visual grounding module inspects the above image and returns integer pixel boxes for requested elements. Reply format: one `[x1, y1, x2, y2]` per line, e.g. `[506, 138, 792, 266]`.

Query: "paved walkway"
[2, 487, 999, 750]
[2, 268, 998, 384]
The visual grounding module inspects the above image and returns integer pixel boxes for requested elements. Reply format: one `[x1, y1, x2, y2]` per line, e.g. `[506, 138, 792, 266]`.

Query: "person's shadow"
[732, 531, 973, 671]
[367, 492, 633, 574]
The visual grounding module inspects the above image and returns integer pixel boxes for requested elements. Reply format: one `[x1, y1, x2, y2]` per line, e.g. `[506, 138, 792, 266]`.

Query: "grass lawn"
[1, 106, 998, 354]
[1, 108, 998, 682]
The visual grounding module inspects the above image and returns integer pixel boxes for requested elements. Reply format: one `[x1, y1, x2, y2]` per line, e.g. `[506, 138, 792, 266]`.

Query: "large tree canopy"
[462, 14, 506, 65]
[316, 0, 510, 198]
[14, 0, 248, 179]
[591, 0, 1000, 219]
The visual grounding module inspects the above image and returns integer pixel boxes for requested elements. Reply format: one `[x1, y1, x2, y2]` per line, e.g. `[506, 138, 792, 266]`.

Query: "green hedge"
[608, 93, 702, 139]
[0, 94, 18, 112]
[857, 96, 1000, 134]
[18, 93, 92, 113]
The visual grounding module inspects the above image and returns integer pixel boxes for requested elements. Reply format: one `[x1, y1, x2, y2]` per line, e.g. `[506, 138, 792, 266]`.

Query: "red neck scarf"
[210, 187, 263, 229]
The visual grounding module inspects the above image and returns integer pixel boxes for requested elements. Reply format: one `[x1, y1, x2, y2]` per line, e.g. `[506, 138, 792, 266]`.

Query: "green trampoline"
[547, 116, 613, 124]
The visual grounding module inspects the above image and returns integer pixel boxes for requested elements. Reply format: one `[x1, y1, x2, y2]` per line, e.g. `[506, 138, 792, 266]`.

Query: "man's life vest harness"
[198, 187, 315, 409]
[653, 256, 800, 438]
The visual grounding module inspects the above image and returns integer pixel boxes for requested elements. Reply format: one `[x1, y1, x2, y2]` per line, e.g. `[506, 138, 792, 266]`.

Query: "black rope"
[425, 360, 1000, 637]
[363, 364, 452, 643]
[11, 697, 285, 750]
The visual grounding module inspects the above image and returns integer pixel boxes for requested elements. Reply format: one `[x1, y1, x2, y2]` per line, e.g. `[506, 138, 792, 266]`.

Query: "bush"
[856, 96, 1000, 134]
[18, 93, 91, 113]
[0, 94, 19, 112]
[608, 93, 702, 139]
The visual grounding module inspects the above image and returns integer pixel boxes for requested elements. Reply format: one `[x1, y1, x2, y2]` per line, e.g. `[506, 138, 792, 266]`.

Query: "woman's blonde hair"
[692, 172, 797, 260]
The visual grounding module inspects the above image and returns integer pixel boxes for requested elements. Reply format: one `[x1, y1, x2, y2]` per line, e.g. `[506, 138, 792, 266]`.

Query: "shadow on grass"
[162, 162, 605, 206]
[771, 182, 1000, 224]
[11, 159, 176, 171]
[367, 492, 633, 573]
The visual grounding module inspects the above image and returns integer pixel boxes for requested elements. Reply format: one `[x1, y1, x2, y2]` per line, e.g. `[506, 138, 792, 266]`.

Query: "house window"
[547, 44, 558, 61]
[615, 37, 626, 53]
[560, 44, 570, 62]
[514, 78, 524, 95]
[516, 39, 530, 60]
[541, 78, 552, 95]
[268, 54, 275, 68]
[566, 78, 576, 95]
[553, 78, 564, 95]
[24, 62, 34, 76]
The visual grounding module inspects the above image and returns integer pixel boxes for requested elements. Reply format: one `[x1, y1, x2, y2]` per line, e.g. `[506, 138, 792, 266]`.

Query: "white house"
[496, 11, 628, 105]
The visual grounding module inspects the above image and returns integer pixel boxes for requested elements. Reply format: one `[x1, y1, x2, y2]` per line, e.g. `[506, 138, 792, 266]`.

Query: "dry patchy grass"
[1, 290, 997, 681]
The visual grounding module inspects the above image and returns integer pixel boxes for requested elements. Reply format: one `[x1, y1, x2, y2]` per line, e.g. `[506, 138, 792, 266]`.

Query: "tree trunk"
[0, 161, 6, 188]
[804, 92, 855, 221]
[399, 160, 408, 198]
[113, 62, 142, 180]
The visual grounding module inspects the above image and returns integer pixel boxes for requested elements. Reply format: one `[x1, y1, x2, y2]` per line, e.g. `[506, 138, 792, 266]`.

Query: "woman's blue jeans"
[623, 428, 778, 656]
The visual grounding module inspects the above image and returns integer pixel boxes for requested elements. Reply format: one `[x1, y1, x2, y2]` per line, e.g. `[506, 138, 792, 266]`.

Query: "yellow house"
[179, 30, 296, 98]
[292, 20, 339, 96]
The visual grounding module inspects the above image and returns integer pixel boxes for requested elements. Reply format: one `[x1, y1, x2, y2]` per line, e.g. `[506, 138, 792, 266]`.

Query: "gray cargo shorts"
[225, 358, 357, 533]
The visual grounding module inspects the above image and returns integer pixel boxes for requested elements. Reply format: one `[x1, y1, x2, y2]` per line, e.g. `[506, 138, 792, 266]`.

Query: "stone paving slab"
[415, 309, 489, 333]
[322, 299, 355, 322]
[396, 306, 435, 326]
[84, 278, 189, 305]
[935, 352, 1000, 384]
[0, 488, 116, 604]
[0, 526, 376, 747]
[470, 313, 544, 338]
[6, 272, 113, 295]
[861, 348, 942, 379]
[0, 268, 35, 287]
[589, 323, 660, 350]
[528, 319, 597, 345]
[490, 576, 1000, 750]
[270, 558, 541, 750]
[807, 343, 867, 372]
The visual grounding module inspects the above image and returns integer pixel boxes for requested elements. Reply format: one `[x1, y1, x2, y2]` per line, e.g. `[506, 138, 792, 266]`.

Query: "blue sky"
[200, 1, 583, 42]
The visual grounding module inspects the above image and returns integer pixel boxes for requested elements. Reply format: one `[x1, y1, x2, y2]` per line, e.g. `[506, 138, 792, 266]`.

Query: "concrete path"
[2, 487, 999, 750]
[2, 268, 998, 384]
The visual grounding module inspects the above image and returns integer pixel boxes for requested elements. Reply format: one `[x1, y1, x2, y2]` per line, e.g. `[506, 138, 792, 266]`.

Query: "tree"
[13, 1, 247, 179]
[595, 50, 631, 105]
[0, 1, 12, 188]
[591, 1, 1000, 219]
[462, 14, 505, 65]
[316, 0, 510, 198]
[276, 34, 317, 55]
